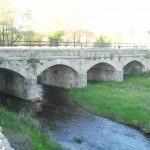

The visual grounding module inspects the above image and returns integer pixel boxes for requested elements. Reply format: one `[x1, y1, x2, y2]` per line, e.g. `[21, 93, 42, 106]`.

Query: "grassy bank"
[69, 74, 150, 134]
[0, 107, 62, 150]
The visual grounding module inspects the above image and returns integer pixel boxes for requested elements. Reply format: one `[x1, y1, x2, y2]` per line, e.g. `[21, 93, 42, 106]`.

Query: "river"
[0, 85, 150, 150]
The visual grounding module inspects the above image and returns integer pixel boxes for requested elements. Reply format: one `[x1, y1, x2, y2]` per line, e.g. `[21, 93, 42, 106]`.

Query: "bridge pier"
[23, 78, 39, 102]
[115, 70, 123, 81]
[75, 73, 87, 88]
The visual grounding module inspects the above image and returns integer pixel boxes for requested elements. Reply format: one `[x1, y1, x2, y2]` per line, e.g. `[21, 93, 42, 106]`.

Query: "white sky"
[11, 0, 150, 35]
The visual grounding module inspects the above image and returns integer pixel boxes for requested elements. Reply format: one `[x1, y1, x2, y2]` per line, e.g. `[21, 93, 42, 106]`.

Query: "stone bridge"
[0, 47, 150, 102]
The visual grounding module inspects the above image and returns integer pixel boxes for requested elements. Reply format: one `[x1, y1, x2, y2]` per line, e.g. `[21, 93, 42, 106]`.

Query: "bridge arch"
[87, 62, 122, 81]
[123, 60, 145, 75]
[85, 60, 118, 73]
[37, 60, 81, 76]
[0, 66, 29, 79]
[38, 62, 83, 88]
[0, 68, 38, 101]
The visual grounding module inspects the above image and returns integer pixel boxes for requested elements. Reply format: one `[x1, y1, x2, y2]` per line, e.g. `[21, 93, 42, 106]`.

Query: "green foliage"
[37, 75, 42, 84]
[22, 30, 43, 46]
[94, 35, 111, 47]
[144, 53, 150, 59]
[0, 107, 62, 150]
[27, 58, 40, 68]
[23, 30, 42, 41]
[0, 56, 4, 64]
[48, 30, 64, 46]
[69, 73, 150, 133]
[0, 1, 34, 46]
[109, 53, 114, 60]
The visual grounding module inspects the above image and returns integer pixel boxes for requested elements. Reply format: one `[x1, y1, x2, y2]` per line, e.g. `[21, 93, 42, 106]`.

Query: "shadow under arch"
[37, 61, 80, 77]
[39, 64, 80, 88]
[87, 62, 117, 81]
[123, 60, 145, 75]
[0, 66, 28, 79]
[0, 68, 33, 100]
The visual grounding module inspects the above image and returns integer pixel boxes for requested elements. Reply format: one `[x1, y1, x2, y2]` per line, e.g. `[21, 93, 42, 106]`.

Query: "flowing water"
[0, 85, 150, 150]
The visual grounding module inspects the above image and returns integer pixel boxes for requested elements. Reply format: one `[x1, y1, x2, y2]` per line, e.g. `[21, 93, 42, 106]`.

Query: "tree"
[63, 29, 94, 47]
[22, 30, 43, 46]
[48, 30, 64, 46]
[0, 0, 34, 46]
[0, 0, 16, 46]
[23, 30, 42, 41]
[94, 35, 111, 47]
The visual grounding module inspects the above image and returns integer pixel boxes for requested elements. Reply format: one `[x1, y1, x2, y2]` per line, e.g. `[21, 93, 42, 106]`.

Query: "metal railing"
[0, 41, 150, 49]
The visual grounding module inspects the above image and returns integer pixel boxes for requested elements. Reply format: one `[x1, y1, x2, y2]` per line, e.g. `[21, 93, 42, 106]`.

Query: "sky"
[11, 0, 150, 36]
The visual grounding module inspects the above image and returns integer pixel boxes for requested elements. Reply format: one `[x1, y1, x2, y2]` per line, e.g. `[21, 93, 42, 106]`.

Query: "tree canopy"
[48, 30, 65, 46]
[0, 0, 34, 46]
[94, 35, 111, 47]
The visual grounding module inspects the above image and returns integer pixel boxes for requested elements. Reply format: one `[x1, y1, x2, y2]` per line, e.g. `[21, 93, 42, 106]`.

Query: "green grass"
[0, 107, 62, 150]
[37, 75, 43, 84]
[69, 73, 150, 133]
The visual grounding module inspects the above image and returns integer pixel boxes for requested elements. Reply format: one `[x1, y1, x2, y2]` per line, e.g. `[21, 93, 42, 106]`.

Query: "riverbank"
[69, 73, 150, 134]
[0, 107, 62, 150]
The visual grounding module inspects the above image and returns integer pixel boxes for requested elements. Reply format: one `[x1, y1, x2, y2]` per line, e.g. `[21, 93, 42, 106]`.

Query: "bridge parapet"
[0, 48, 149, 59]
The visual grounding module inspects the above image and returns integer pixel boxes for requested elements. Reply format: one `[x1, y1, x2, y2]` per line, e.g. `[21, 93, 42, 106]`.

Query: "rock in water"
[0, 127, 14, 150]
